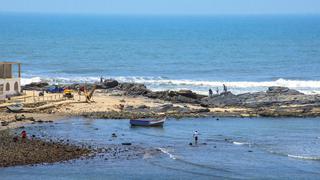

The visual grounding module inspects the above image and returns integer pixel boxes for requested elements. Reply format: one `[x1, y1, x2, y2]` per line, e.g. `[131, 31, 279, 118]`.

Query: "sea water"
[1, 13, 320, 94]
[1, 117, 320, 179]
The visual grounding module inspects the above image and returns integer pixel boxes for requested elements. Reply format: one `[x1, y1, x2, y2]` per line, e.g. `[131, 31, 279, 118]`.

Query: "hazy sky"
[0, 0, 319, 15]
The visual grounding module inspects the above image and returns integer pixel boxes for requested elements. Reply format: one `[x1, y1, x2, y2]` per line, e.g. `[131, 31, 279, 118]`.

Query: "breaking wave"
[21, 76, 320, 95]
[287, 154, 320, 161]
[232, 141, 250, 145]
[157, 148, 177, 160]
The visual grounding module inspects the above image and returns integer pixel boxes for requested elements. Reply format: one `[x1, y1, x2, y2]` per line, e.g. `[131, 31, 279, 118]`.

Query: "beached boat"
[7, 103, 24, 112]
[130, 118, 166, 127]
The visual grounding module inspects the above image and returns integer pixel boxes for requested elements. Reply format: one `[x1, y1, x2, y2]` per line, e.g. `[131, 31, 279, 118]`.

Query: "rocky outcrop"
[201, 92, 242, 107]
[114, 83, 151, 96]
[105, 80, 204, 104]
[145, 90, 205, 104]
[22, 82, 49, 91]
[96, 79, 119, 89]
[266, 86, 303, 95]
[201, 87, 320, 108]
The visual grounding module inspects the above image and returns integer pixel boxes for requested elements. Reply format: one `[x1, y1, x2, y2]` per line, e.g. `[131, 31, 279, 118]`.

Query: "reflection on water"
[1, 117, 320, 179]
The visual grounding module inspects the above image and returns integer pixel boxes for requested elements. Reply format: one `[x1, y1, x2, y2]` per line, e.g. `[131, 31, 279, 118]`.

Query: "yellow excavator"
[63, 89, 74, 99]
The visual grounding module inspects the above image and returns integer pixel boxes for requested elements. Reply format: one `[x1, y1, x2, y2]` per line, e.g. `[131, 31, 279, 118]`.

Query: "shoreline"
[1, 80, 320, 130]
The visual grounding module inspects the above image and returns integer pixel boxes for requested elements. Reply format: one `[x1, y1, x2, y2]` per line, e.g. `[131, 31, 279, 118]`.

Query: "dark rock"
[266, 86, 303, 95]
[137, 105, 149, 109]
[103, 79, 119, 89]
[15, 114, 26, 121]
[22, 82, 49, 91]
[156, 104, 173, 112]
[176, 90, 198, 99]
[1, 121, 9, 126]
[121, 143, 132, 146]
[201, 91, 241, 107]
[115, 83, 151, 96]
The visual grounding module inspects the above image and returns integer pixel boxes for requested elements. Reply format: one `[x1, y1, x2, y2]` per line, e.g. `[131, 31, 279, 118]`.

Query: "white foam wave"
[20, 76, 320, 94]
[288, 154, 320, 160]
[21, 77, 42, 85]
[158, 148, 177, 160]
[233, 141, 249, 145]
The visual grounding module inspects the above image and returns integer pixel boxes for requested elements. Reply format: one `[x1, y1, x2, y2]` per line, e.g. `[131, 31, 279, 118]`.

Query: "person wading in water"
[193, 130, 199, 145]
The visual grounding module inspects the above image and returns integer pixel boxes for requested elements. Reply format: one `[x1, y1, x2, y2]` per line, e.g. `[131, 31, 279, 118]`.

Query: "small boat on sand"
[7, 103, 24, 112]
[130, 118, 166, 127]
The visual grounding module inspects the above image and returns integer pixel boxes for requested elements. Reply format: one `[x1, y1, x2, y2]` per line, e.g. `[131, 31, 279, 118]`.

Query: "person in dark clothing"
[223, 84, 227, 93]
[208, 89, 213, 98]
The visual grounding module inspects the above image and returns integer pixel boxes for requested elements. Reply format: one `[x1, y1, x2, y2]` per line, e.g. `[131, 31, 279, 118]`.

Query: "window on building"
[0, 84, 3, 95]
[14, 82, 19, 92]
[6, 82, 10, 91]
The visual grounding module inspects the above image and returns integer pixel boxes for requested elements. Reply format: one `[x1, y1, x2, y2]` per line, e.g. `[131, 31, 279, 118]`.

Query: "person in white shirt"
[193, 130, 199, 144]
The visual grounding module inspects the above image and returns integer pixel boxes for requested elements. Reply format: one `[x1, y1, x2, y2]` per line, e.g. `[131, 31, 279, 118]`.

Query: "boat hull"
[130, 118, 165, 127]
[7, 104, 23, 112]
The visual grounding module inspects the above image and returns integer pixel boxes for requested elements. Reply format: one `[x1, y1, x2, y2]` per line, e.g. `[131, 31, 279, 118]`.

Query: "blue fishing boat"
[130, 118, 166, 127]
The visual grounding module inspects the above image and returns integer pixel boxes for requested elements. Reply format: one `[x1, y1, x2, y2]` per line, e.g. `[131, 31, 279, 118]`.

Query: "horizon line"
[1, 11, 320, 17]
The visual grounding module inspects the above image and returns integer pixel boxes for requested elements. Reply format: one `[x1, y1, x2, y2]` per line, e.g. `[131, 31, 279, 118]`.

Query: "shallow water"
[1, 117, 320, 179]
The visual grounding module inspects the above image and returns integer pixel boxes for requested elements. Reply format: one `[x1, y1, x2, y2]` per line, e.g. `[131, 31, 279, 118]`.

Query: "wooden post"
[18, 63, 21, 78]
[2, 64, 5, 78]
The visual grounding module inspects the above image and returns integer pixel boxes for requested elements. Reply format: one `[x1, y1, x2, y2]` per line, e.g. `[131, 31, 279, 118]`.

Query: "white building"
[0, 62, 21, 100]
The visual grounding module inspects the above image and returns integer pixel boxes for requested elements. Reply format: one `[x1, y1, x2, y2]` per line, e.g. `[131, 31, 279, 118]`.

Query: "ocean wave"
[21, 76, 320, 94]
[21, 77, 42, 85]
[287, 154, 320, 161]
[267, 149, 320, 161]
[232, 141, 250, 145]
[157, 147, 177, 160]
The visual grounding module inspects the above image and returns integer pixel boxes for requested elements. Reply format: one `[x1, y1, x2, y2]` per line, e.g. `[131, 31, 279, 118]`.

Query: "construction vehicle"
[63, 89, 74, 99]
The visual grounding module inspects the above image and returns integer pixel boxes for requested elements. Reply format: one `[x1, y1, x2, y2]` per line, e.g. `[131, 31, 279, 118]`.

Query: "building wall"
[0, 78, 21, 100]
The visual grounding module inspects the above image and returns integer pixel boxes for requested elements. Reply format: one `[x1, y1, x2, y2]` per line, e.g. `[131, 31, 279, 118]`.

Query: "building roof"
[0, 62, 21, 65]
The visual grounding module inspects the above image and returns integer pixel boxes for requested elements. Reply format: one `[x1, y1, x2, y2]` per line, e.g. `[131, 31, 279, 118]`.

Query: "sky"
[0, 0, 319, 15]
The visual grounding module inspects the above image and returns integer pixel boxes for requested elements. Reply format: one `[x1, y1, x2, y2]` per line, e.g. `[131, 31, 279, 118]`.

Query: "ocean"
[1, 13, 320, 94]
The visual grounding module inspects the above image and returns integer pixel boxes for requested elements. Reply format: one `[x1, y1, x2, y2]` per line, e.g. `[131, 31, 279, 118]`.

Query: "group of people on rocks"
[208, 84, 228, 98]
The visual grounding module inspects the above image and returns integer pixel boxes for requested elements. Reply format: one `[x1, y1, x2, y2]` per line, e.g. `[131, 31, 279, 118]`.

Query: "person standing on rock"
[216, 87, 219, 94]
[223, 84, 227, 93]
[193, 130, 199, 145]
[100, 76, 104, 83]
[209, 89, 213, 98]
